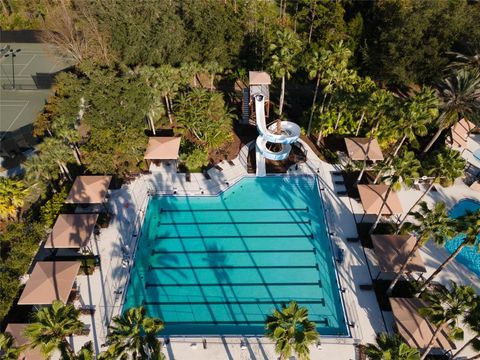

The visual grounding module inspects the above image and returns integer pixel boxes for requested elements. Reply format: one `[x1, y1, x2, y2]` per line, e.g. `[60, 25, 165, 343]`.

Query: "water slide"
[254, 94, 301, 176]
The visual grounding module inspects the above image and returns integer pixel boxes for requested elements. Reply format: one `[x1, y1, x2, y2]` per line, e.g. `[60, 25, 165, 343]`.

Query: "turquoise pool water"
[123, 176, 348, 335]
[446, 199, 480, 276]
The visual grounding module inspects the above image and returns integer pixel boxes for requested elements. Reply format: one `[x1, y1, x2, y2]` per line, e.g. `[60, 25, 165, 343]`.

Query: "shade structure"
[390, 297, 454, 351]
[450, 118, 476, 148]
[358, 184, 403, 215]
[344, 137, 384, 161]
[18, 261, 80, 305]
[66, 175, 112, 204]
[45, 213, 99, 249]
[5, 323, 43, 360]
[144, 137, 181, 160]
[371, 235, 426, 273]
[249, 71, 271, 85]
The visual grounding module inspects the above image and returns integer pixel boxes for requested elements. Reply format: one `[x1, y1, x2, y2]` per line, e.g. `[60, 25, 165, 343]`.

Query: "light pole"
[4, 48, 21, 90]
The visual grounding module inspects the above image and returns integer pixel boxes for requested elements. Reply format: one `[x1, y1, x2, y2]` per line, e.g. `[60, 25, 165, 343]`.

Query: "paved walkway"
[69, 139, 480, 359]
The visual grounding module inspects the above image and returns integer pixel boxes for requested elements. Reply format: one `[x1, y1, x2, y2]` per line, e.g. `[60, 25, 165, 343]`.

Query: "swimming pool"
[123, 176, 348, 336]
[446, 199, 480, 276]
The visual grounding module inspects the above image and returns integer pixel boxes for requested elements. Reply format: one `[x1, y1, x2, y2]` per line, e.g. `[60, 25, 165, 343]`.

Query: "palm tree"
[386, 202, 456, 296]
[416, 209, 480, 296]
[265, 301, 319, 360]
[396, 147, 466, 232]
[453, 297, 480, 359]
[369, 150, 421, 234]
[101, 306, 165, 359]
[423, 69, 480, 154]
[24, 300, 85, 359]
[419, 282, 477, 360]
[37, 137, 75, 181]
[446, 49, 480, 72]
[365, 333, 420, 360]
[269, 28, 302, 115]
[204, 61, 223, 90]
[0, 177, 30, 221]
[23, 154, 60, 193]
[0, 332, 22, 360]
[391, 87, 438, 159]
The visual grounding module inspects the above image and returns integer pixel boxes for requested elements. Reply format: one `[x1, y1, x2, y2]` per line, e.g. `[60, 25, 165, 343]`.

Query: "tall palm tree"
[265, 301, 319, 360]
[416, 209, 480, 296]
[419, 282, 477, 360]
[365, 333, 420, 360]
[453, 297, 480, 359]
[269, 28, 303, 115]
[396, 147, 466, 232]
[0, 177, 30, 221]
[423, 69, 480, 154]
[391, 87, 438, 159]
[24, 300, 85, 359]
[37, 137, 75, 181]
[101, 306, 165, 360]
[386, 202, 456, 296]
[369, 150, 421, 234]
[0, 332, 22, 360]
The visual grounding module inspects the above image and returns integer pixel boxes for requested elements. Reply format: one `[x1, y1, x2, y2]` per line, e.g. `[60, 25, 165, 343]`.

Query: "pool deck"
[68, 139, 480, 359]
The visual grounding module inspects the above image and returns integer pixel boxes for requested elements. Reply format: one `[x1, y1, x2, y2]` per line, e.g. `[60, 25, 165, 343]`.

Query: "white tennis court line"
[17, 55, 37, 76]
[1, 100, 29, 132]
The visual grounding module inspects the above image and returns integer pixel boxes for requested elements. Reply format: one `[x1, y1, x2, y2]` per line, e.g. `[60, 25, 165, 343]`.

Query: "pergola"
[344, 137, 384, 161]
[44, 213, 99, 249]
[390, 297, 454, 351]
[144, 137, 181, 169]
[65, 175, 112, 205]
[18, 261, 80, 305]
[357, 184, 403, 215]
[371, 234, 426, 274]
[5, 323, 43, 360]
[450, 118, 476, 148]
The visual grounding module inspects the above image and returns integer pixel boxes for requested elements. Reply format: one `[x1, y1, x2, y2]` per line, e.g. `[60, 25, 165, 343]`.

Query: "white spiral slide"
[254, 94, 300, 176]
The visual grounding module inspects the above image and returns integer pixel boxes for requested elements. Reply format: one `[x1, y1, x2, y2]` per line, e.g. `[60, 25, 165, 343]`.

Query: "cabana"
[144, 137, 181, 171]
[371, 235, 426, 277]
[18, 261, 80, 305]
[5, 323, 42, 360]
[357, 184, 402, 215]
[44, 213, 99, 249]
[390, 297, 454, 352]
[65, 175, 112, 205]
[344, 137, 384, 162]
[449, 118, 476, 148]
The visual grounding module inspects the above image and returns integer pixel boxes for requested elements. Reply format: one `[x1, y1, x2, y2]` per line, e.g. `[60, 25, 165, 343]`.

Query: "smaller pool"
[473, 149, 480, 161]
[446, 199, 480, 276]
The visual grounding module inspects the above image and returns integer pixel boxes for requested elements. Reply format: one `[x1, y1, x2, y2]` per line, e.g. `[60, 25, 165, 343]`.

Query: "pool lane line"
[155, 234, 314, 240]
[143, 299, 326, 306]
[156, 220, 311, 225]
[145, 280, 323, 288]
[151, 249, 316, 255]
[147, 264, 317, 270]
[145, 318, 330, 326]
[159, 207, 309, 212]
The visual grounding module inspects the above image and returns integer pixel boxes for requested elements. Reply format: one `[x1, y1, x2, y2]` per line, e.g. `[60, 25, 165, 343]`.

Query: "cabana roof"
[5, 323, 43, 360]
[65, 175, 112, 204]
[45, 213, 99, 249]
[450, 118, 476, 148]
[249, 71, 271, 85]
[390, 297, 454, 351]
[144, 137, 181, 160]
[358, 184, 403, 215]
[371, 235, 426, 273]
[344, 137, 384, 161]
[18, 261, 80, 305]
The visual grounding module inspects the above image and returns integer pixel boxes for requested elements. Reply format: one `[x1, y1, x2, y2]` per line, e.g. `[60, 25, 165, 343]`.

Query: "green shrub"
[180, 146, 209, 172]
[39, 188, 69, 228]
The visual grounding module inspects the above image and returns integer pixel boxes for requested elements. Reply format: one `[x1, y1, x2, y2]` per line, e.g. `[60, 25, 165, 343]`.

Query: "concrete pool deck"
[68, 140, 480, 359]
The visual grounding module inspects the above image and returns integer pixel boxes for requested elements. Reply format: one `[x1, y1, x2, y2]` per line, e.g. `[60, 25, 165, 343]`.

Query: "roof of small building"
[450, 118, 476, 148]
[144, 137, 181, 160]
[371, 234, 426, 273]
[65, 175, 112, 204]
[344, 137, 384, 161]
[45, 213, 99, 248]
[249, 71, 271, 85]
[5, 323, 43, 360]
[18, 261, 80, 305]
[357, 184, 403, 215]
